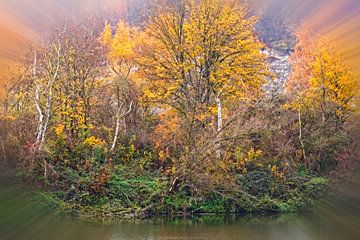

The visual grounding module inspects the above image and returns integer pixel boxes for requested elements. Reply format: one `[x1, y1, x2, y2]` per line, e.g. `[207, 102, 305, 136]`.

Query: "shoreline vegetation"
[32, 174, 328, 221]
[0, 0, 357, 221]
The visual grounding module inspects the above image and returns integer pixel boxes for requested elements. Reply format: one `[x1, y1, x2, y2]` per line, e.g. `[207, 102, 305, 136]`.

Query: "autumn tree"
[32, 36, 62, 152]
[0, 3, 354, 217]
[6, 21, 108, 177]
[0, 58, 26, 164]
[100, 20, 139, 151]
[286, 33, 355, 170]
[138, 0, 268, 190]
[52, 21, 105, 150]
[0, 59, 26, 114]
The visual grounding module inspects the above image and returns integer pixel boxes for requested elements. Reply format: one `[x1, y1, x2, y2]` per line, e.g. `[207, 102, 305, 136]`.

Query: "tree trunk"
[35, 45, 61, 151]
[298, 108, 307, 162]
[35, 86, 44, 145]
[33, 52, 45, 146]
[111, 111, 122, 151]
[0, 136, 7, 162]
[215, 95, 222, 159]
[111, 101, 133, 151]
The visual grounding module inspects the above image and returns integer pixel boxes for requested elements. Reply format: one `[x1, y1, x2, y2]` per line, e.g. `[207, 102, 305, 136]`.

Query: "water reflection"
[1, 175, 359, 240]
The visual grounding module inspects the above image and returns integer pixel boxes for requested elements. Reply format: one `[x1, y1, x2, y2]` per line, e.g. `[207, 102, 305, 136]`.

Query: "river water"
[1, 170, 359, 240]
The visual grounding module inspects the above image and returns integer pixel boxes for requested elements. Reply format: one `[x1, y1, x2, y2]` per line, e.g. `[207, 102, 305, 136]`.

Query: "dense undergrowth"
[29, 151, 328, 220]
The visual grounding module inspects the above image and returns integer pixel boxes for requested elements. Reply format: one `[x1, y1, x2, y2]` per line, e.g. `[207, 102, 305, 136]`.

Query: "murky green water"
[1, 171, 359, 240]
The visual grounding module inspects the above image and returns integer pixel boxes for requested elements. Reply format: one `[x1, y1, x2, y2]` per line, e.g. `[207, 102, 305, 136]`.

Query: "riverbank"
[1, 166, 359, 240]
[30, 168, 328, 221]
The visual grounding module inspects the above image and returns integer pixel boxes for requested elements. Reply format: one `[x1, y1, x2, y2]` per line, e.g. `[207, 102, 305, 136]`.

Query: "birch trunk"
[215, 95, 222, 159]
[33, 52, 44, 145]
[111, 110, 122, 151]
[35, 86, 44, 143]
[111, 101, 133, 151]
[34, 44, 61, 152]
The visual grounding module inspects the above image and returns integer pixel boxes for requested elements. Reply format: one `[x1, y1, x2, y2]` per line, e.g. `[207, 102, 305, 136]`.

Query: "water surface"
[1, 171, 359, 240]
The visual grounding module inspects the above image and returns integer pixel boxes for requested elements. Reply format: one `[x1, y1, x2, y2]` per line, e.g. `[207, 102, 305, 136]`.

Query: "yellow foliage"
[54, 124, 64, 136]
[270, 165, 284, 178]
[83, 136, 105, 147]
[234, 147, 263, 172]
[100, 20, 139, 74]
[0, 58, 25, 111]
[247, 148, 263, 160]
[153, 110, 181, 149]
[287, 34, 355, 119]
[138, 0, 268, 119]
[99, 22, 112, 46]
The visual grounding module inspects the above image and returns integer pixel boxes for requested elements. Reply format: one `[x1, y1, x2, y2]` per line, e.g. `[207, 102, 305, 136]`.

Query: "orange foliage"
[285, 32, 316, 96]
[152, 110, 181, 151]
[286, 32, 355, 118]
[0, 58, 23, 112]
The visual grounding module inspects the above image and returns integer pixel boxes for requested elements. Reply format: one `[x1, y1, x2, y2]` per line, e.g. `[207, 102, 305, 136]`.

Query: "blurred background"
[0, 0, 359, 64]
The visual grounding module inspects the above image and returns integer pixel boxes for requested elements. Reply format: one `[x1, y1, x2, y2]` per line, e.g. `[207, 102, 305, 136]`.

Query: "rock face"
[126, 0, 297, 95]
[255, 6, 297, 95]
[261, 48, 292, 95]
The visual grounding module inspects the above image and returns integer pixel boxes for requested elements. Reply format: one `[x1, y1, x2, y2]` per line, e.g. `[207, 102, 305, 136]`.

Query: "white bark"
[35, 85, 44, 144]
[33, 44, 61, 151]
[40, 44, 61, 150]
[215, 95, 222, 158]
[33, 52, 44, 144]
[215, 96, 222, 134]
[111, 100, 133, 151]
